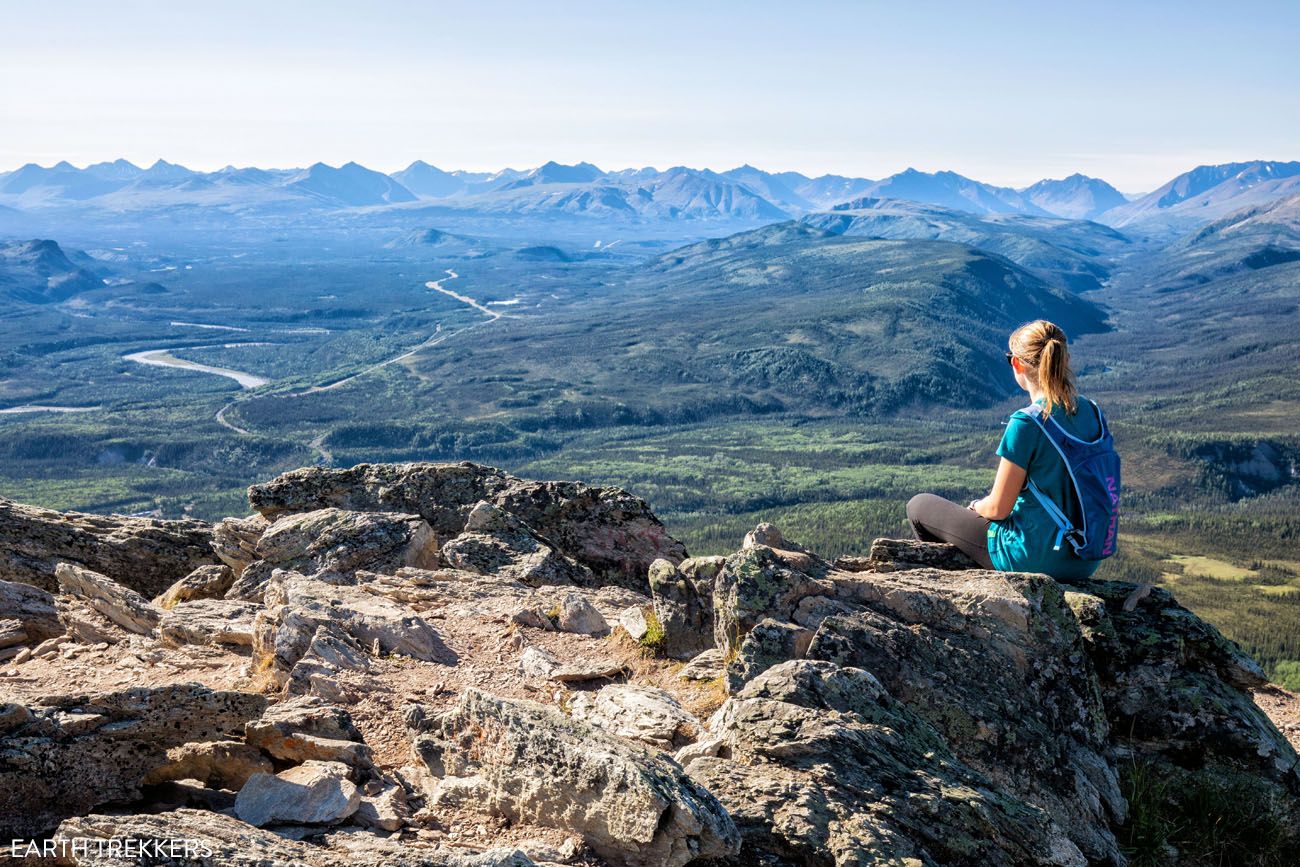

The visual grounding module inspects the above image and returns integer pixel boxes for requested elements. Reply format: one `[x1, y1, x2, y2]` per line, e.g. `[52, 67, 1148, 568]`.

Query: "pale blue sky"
[1, 0, 1296, 190]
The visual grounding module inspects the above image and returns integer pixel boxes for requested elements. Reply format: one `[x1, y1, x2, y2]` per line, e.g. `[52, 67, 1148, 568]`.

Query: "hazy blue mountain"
[0, 239, 104, 303]
[384, 227, 489, 255]
[1100, 160, 1300, 230]
[391, 161, 467, 197]
[0, 160, 136, 201]
[786, 173, 876, 209]
[284, 162, 417, 206]
[852, 169, 1051, 216]
[431, 165, 789, 221]
[1126, 194, 1300, 292]
[802, 198, 1129, 293]
[1021, 173, 1127, 220]
[722, 165, 816, 211]
[501, 161, 605, 188]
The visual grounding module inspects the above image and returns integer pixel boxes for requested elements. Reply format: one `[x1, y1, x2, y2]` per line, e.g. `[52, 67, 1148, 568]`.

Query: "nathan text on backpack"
[1020, 397, 1121, 560]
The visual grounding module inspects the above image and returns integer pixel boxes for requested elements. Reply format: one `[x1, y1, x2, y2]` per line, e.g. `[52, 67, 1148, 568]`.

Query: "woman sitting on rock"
[906, 319, 1118, 581]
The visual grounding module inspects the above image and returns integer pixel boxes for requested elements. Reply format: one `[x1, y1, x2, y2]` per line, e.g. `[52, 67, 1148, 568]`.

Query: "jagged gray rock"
[685, 659, 1087, 866]
[211, 513, 269, 577]
[227, 507, 439, 600]
[51, 810, 540, 866]
[253, 570, 454, 690]
[837, 537, 980, 572]
[235, 760, 361, 827]
[0, 496, 215, 596]
[156, 563, 236, 608]
[244, 695, 374, 769]
[805, 567, 1124, 864]
[0, 684, 267, 836]
[0, 577, 63, 645]
[1061, 577, 1300, 833]
[406, 688, 740, 867]
[712, 543, 832, 654]
[246, 462, 686, 590]
[55, 561, 163, 635]
[440, 500, 595, 586]
[568, 684, 700, 750]
[648, 557, 716, 659]
[158, 598, 261, 647]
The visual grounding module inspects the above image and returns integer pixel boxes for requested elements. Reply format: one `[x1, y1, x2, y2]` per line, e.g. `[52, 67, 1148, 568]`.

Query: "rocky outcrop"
[686, 659, 1086, 866]
[407, 689, 740, 867]
[0, 496, 215, 596]
[1, 467, 1296, 866]
[227, 507, 440, 600]
[247, 462, 686, 589]
[253, 570, 454, 692]
[0, 684, 267, 836]
[648, 556, 717, 659]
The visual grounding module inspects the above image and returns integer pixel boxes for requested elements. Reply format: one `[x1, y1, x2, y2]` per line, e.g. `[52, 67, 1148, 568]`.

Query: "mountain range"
[1, 157, 1298, 232]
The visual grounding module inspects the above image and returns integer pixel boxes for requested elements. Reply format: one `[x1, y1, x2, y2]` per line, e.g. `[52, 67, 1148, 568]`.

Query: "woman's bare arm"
[970, 458, 1027, 520]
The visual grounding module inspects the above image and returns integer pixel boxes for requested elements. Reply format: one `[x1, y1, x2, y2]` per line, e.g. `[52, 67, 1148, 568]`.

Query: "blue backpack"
[1020, 397, 1121, 560]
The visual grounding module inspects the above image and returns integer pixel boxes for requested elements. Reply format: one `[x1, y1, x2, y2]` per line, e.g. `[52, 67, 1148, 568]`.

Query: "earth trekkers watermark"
[10, 837, 215, 859]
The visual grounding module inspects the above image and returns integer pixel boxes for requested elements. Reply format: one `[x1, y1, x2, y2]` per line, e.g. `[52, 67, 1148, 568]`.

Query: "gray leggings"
[906, 493, 995, 569]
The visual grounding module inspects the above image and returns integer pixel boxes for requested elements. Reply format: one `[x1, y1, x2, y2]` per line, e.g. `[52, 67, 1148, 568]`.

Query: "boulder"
[0, 496, 215, 597]
[211, 513, 269, 577]
[685, 660, 1086, 867]
[158, 598, 260, 647]
[405, 689, 740, 866]
[648, 557, 716, 659]
[141, 740, 273, 790]
[234, 760, 361, 827]
[677, 648, 726, 682]
[806, 567, 1123, 864]
[245, 696, 373, 769]
[725, 617, 814, 691]
[1060, 577, 1300, 834]
[0, 578, 63, 645]
[246, 462, 686, 590]
[517, 645, 627, 683]
[553, 591, 609, 635]
[617, 604, 651, 642]
[568, 684, 700, 750]
[228, 507, 439, 599]
[353, 780, 411, 831]
[440, 500, 594, 586]
[0, 684, 267, 836]
[156, 563, 235, 608]
[712, 544, 832, 654]
[55, 562, 162, 635]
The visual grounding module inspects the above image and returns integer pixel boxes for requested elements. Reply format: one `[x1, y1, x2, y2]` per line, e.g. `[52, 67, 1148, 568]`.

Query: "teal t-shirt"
[987, 395, 1103, 581]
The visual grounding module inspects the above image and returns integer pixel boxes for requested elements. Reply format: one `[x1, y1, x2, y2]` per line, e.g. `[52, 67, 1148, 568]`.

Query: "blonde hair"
[1009, 319, 1077, 416]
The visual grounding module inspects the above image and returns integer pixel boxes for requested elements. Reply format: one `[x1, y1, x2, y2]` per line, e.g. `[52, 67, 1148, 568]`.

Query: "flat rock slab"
[235, 760, 360, 827]
[159, 598, 261, 646]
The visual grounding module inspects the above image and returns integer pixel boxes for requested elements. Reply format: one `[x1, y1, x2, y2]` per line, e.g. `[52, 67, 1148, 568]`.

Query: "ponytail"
[1009, 320, 1077, 416]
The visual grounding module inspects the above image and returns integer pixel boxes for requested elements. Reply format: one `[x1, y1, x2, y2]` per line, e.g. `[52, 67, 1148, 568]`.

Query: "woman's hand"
[973, 458, 1028, 520]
